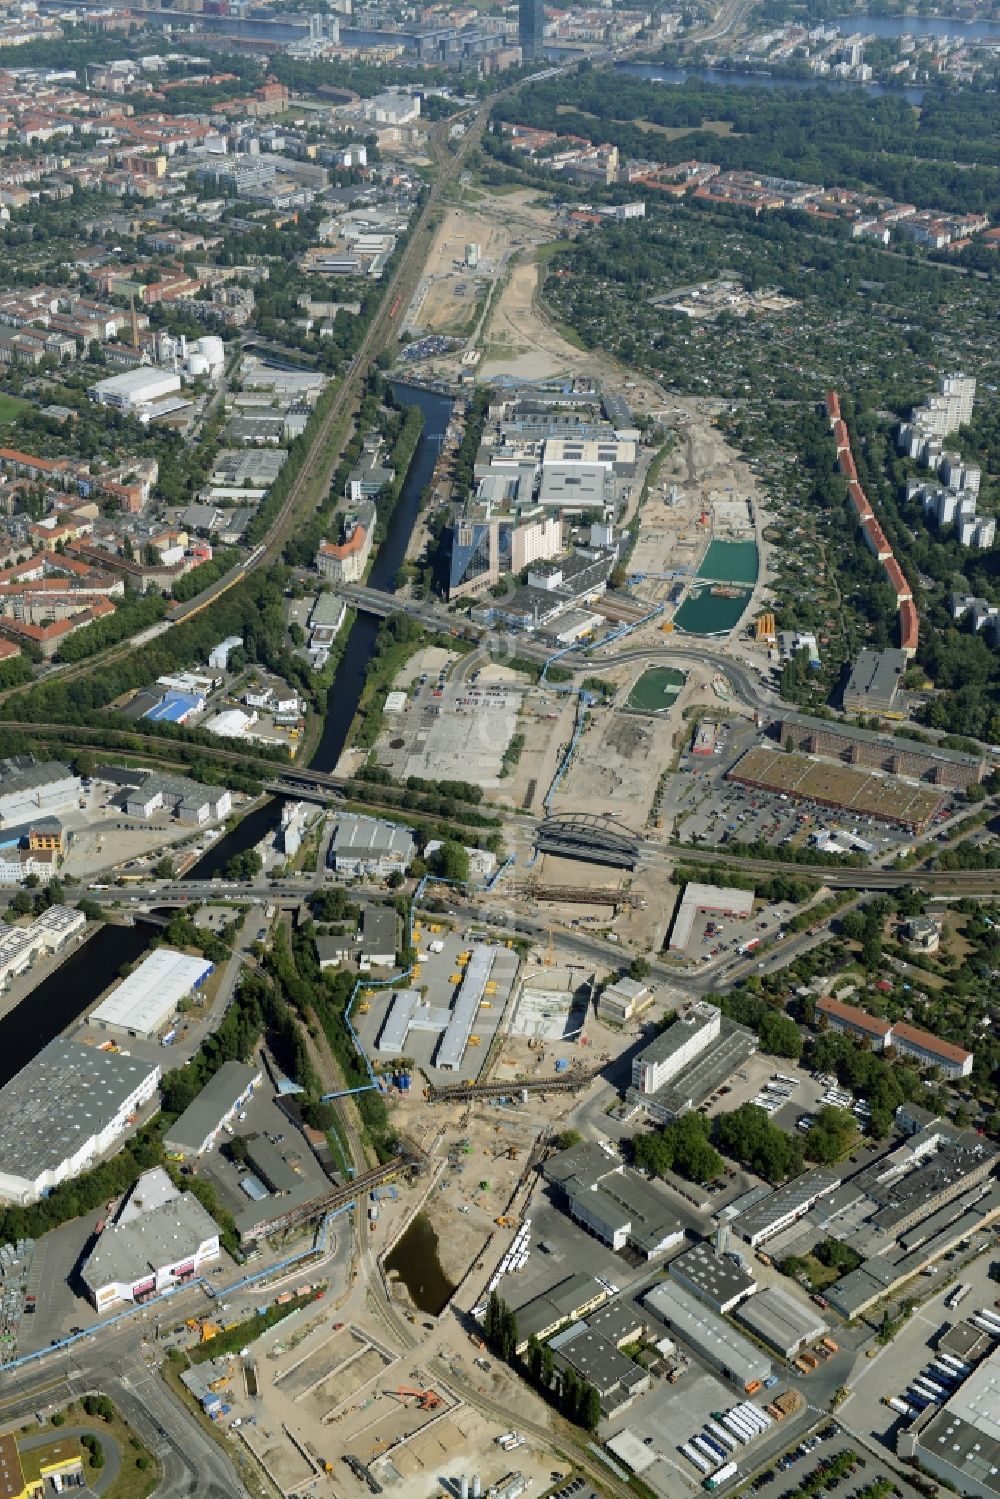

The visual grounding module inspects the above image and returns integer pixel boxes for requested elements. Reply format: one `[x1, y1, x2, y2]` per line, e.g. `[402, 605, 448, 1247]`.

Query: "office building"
[734, 1285, 825, 1359]
[643, 1280, 771, 1392]
[842, 648, 907, 717]
[596, 977, 654, 1025]
[88, 948, 213, 1040]
[0, 1040, 160, 1205]
[163, 1060, 263, 1160]
[80, 1167, 220, 1311]
[330, 813, 414, 878]
[518, 0, 545, 59]
[631, 1002, 721, 1094]
[448, 505, 561, 601]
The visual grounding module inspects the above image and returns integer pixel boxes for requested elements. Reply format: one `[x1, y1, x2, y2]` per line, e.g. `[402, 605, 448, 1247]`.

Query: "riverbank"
[0, 918, 99, 1027]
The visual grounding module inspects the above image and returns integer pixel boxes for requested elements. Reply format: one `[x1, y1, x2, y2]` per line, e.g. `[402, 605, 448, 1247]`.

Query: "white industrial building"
[668, 1241, 756, 1315]
[643, 1280, 772, 1392]
[0, 758, 80, 826]
[330, 813, 414, 879]
[904, 1345, 1000, 1499]
[0, 1039, 160, 1205]
[80, 1167, 220, 1311]
[0, 904, 86, 990]
[668, 882, 755, 953]
[631, 1001, 721, 1095]
[88, 368, 182, 411]
[88, 947, 213, 1039]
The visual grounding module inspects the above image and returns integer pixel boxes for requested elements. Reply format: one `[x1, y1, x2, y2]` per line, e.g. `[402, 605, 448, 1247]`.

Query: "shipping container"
[681, 1444, 713, 1475]
[704, 1461, 739, 1491]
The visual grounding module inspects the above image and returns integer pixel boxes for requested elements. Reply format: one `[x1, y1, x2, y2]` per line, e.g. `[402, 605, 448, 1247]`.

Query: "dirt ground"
[408, 203, 508, 336]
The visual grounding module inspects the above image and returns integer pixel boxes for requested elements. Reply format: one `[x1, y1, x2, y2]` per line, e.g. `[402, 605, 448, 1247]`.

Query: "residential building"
[817, 994, 973, 1077]
[774, 712, 985, 790]
[315, 499, 375, 583]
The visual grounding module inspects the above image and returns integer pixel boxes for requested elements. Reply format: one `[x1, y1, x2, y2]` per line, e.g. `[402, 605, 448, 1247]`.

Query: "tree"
[155, 857, 175, 880]
[580, 1382, 602, 1431]
[629, 955, 651, 980]
[758, 1011, 803, 1059]
[555, 1129, 582, 1150]
[541, 1342, 554, 1389]
[432, 840, 470, 883]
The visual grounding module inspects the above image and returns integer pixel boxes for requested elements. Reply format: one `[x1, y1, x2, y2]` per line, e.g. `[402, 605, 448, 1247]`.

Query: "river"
[0, 922, 154, 1090]
[616, 59, 929, 101]
[188, 382, 453, 880]
[833, 12, 1000, 39]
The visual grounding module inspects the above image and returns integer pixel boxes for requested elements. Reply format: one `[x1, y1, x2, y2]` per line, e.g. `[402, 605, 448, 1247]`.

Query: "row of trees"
[484, 1292, 602, 1431]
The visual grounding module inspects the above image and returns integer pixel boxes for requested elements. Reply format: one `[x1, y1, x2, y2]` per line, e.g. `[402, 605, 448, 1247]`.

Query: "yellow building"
[0, 1432, 84, 1499]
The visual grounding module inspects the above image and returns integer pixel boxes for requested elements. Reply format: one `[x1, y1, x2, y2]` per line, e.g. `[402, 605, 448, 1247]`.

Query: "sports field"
[626, 666, 685, 713]
[726, 745, 943, 830]
[0, 394, 28, 424]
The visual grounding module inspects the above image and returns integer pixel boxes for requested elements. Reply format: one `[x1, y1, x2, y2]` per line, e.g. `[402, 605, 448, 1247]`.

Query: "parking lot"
[374, 670, 522, 788]
[742, 1423, 924, 1499]
[672, 897, 803, 971]
[667, 727, 951, 857]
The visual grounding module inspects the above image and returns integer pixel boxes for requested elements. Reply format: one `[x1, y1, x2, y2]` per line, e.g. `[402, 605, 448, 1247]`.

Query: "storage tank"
[186, 352, 210, 377]
[198, 334, 225, 372]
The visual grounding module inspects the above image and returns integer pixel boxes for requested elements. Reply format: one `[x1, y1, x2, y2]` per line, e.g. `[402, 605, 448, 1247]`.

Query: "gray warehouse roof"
[643, 1280, 771, 1388]
[669, 1242, 756, 1311]
[0, 1038, 158, 1185]
[915, 1347, 1000, 1499]
[163, 1060, 260, 1156]
[82, 1190, 219, 1292]
[735, 1168, 840, 1245]
[734, 1284, 825, 1357]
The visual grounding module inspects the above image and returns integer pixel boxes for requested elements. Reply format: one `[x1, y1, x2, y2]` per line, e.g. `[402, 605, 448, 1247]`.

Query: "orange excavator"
[388, 1387, 442, 1411]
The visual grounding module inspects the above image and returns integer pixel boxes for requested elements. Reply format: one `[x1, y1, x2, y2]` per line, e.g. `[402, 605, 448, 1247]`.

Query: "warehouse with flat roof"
[643, 1280, 771, 1392]
[81, 1166, 220, 1311]
[905, 1346, 1000, 1499]
[734, 1284, 825, 1359]
[734, 1168, 840, 1247]
[668, 883, 754, 954]
[0, 1039, 160, 1205]
[88, 948, 213, 1039]
[163, 1060, 262, 1160]
[668, 1241, 756, 1315]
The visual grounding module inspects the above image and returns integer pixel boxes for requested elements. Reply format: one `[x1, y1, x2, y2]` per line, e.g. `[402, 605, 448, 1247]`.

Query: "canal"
[188, 381, 453, 880]
[673, 539, 759, 636]
[0, 921, 155, 1090]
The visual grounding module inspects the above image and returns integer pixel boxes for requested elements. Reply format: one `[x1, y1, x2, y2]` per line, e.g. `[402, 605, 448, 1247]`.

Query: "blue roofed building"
[143, 690, 205, 724]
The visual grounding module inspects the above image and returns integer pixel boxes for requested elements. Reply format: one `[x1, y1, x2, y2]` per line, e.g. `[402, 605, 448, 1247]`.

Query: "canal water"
[309, 382, 453, 774]
[188, 382, 453, 879]
[673, 538, 759, 635]
[0, 921, 154, 1090]
[383, 1211, 456, 1317]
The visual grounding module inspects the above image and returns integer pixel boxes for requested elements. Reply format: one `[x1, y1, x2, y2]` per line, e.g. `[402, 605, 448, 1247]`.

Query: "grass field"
[627, 666, 685, 714]
[0, 394, 29, 424]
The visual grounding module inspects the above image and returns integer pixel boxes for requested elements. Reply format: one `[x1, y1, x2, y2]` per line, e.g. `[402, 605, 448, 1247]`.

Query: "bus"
[704, 1462, 739, 1492]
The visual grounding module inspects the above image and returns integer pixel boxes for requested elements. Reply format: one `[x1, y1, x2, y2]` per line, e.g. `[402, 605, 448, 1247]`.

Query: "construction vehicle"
[821, 1337, 839, 1354]
[468, 1035, 480, 1046]
[801, 1351, 820, 1370]
[187, 1318, 223, 1342]
[793, 1357, 812, 1374]
[495, 1216, 510, 1228]
[389, 1387, 442, 1411]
